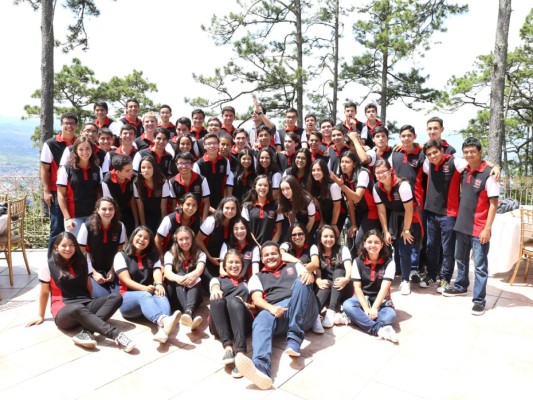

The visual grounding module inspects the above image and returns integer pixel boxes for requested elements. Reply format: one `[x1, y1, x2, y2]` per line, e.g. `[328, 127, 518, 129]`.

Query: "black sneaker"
[222, 349, 235, 365]
[231, 366, 243, 378]
[442, 286, 467, 297]
[115, 332, 136, 353]
[72, 330, 97, 349]
[472, 303, 485, 316]
[409, 270, 421, 284]
[419, 277, 436, 288]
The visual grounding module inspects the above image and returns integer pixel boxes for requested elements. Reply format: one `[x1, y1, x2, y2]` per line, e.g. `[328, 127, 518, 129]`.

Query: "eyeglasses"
[295, 157, 306, 161]
[291, 232, 304, 237]
[62, 121, 77, 126]
[375, 170, 391, 176]
[207, 123, 220, 127]
[204, 142, 219, 147]
[177, 162, 192, 168]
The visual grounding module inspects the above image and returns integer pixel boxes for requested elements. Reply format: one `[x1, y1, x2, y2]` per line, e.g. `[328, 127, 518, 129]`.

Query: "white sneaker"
[235, 353, 272, 390]
[163, 310, 181, 336]
[377, 325, 398, 343]
[321, 309, 335, 328]
[334, 312, 351, 326]
[153, 327, 168, 344]
[400, 280, 411, 295]
[312, 316, 325, 334]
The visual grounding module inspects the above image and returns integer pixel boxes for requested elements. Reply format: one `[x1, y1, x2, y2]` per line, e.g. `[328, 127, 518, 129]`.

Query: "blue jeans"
[91, 277, 120, 299]
[251, 279, 319, 377]
[394, 222, 420, 281]
[120, 290, 171, 324]
[67, 216, 90, 239]
[453, 231, 490, 306]
[48, 191, 64, 256]
[426, 211, 456, 281]
[342, 297, 397, 336]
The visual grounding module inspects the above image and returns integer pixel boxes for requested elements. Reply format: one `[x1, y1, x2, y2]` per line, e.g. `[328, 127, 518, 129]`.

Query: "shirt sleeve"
[271, 172, 281, 189]
[119, 223, 127, 244]
[372, 186, 383, 204]
[357, 169, 370, 189]
[366, 149, 377, 167]
[307, 200, 316, 217]
[162, 181, 171, 198]
[280, 242, 290, 252]
[163, 251, 173, 267]
[40, 142, 53, 164]
[399, 181, 414, 203]
[197, 251, 207, 265]
[77, 223, 88, 246]
[310, 244, 319, 257]
[252, 246, 260, 263]
[56, 166, 68, 187]
[423, 158, 430, 174]
[113, 252, 128, 274]
[199, 216, 216, 236]
[209, 277, 221, 292]
[351, 260, 362, 281]
[383, 259, 396, 281]
[157, 216, 171, 237]
[248, 273, 263, 295]
[486, 175, 500, 198]
[102, 181, 112, 198]
[59, 147, 70, 167]
[132, 152, 141, 173]
[201, 177, 211, 197]
[192, 162, 201, 175]
[219, 243, 228, 261]
[226, 160, 234, 186]
[133, 183, 139, 199]
[341, 246, 351, 262]
[100, 156, 110, 174]
[454, 157, 468, 173]
[38, 263, 51, 282]
[241, 207, 250, 221]
[330, 183, 342, 201]
[153, 260, 162, 270]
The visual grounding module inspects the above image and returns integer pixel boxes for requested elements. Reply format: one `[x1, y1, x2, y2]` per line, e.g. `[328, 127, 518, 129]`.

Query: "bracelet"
[153, 282, 163, 286]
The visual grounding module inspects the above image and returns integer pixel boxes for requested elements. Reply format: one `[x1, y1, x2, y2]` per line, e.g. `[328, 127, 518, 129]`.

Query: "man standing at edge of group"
[41, 112, 78, 254]
[443, 137, 499, 316]
[235, 241, 319, 390]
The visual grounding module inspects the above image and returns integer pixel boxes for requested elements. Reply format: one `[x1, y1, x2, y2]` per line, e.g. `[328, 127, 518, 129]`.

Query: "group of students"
[30, 98, 500, 389]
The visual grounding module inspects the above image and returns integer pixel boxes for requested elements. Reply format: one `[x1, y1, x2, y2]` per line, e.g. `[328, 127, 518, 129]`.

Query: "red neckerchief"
[366, 120, 382, 135]
[56, 133, 75, 146]
[175, 211, 196, 228]
[140, 134, 154, 145]
[125, 115, 142, 127]
[284, 151, 295, 166]
[364, 257, 385, 281]
[143, 181, 154, 198]
[220, 273, 244, 287]
[182, 254, 193, 272]
[136, 253, 146, 270]
[398, 146, 421, 163]
[110, 170, 129, 193]
[433, 153, 452, 171]
[67, 263, 76, 277]
[311, 150, 324, 162]
[191, 126, 207, 141]
[148, 144, 169, 163]
[115, 146, 136, 157]
[223, 125, 236, 135]
[377, 171, 399, 202]
[78, 164, 90, 181]
[175, 171, 199, 192]
[231, 145, 242, 155]
[95, 117, 111, 129]
[237, 242, 249, 253]
[466, 161, 488, 184]
[158, 122, 175, 129]
[261, 261, 285, 278]
[101, 225, 109, 244]
[202, 153, 223, 173]
[333, 144, 349, 157]
[284, 125, 298, 132]
[441, 139, 451, 149]
[378, 146, 391, 158]
[293, 243, 308, 259]
[241, 170, 252, 187]
[254, 200, 270, 219]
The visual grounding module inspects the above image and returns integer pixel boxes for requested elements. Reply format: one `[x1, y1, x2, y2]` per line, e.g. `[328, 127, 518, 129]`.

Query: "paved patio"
[1, 249, 532, 400]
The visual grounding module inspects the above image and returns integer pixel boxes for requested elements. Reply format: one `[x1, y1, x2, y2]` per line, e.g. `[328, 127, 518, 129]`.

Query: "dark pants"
[166, 281, 202, 313]
[209, 296, 253, 353]
[426, 211, 456, 281]
[47, 191, 64, 257]
[316, 268, 354, 311]
[54, 293, 123, 339]
[347, 215, 380, 259]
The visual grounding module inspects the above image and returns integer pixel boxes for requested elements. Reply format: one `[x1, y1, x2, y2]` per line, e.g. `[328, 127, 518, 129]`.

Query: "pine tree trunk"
[488, 0, 512, 165]
[332, 0, 340, 121]
[40, 0, 54, 148]
[295, 0, 304, 127]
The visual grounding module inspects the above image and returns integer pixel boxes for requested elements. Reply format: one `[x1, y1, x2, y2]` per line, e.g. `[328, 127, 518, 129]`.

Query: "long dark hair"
[235, 148, 257, 183]
[309, 158, 333, 200]
[134, 155, 166, 199]
[170, 226, 201, 274]
[51, 232, 87, 279]
[340, 150, 361, 185]
[124, 226, 160, 262]
[214, 196, 240, 228]
[243, 175, 275, 207]
[89, 197, 121, 236]
[316, 224, 343, 269]
[256, 148, 280, 177]
[69, 136, 99, 169]
[358, 229, 390, 259]
[287, 223, 308, 253]
[289, 148, 312, 182]
[228, 216, 258, 247]
[278, 175, 312, 214]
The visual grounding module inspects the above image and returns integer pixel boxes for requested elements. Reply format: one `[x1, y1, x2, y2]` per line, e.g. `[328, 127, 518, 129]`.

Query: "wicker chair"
[0, 196, 31, 286]
[508, 207, 533, 285]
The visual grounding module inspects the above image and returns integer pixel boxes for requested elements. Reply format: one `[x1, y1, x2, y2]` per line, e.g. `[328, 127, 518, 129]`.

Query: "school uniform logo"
[378, 268, 385, 279]
[267, 211, 275, 219]
[243, 251, 252, 259]
[286, 266, 295, 275]
[393, 192, 401, 201]
[92, 172, 99, 180]
[111, 233, 119, 242]
[473, 178, 482, 189]
[219, 165, 225, 173]
[443, 164, 450, 173]
[410, 159, 418, 167]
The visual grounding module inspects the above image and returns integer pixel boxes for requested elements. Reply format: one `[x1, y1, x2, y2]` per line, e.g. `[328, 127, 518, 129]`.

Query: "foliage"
[342, 0, 467, 123]
[439, 8, 533, 175]
[23, 58, 159, 146]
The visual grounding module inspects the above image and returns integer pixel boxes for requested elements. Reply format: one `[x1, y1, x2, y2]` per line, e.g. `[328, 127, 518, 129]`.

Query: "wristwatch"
[403, 229, 410, 234]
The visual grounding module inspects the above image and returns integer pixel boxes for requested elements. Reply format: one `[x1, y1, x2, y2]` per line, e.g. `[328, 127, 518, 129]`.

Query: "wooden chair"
[508, 207, 533, 285]
[0, 197, 31, 286]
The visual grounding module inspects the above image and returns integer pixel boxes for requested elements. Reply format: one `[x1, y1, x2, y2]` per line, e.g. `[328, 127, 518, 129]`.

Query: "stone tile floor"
[1, 250, 532, 399]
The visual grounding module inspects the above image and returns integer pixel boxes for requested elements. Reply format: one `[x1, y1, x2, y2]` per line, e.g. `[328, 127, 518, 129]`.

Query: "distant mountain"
[0, 116, 40, 176]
